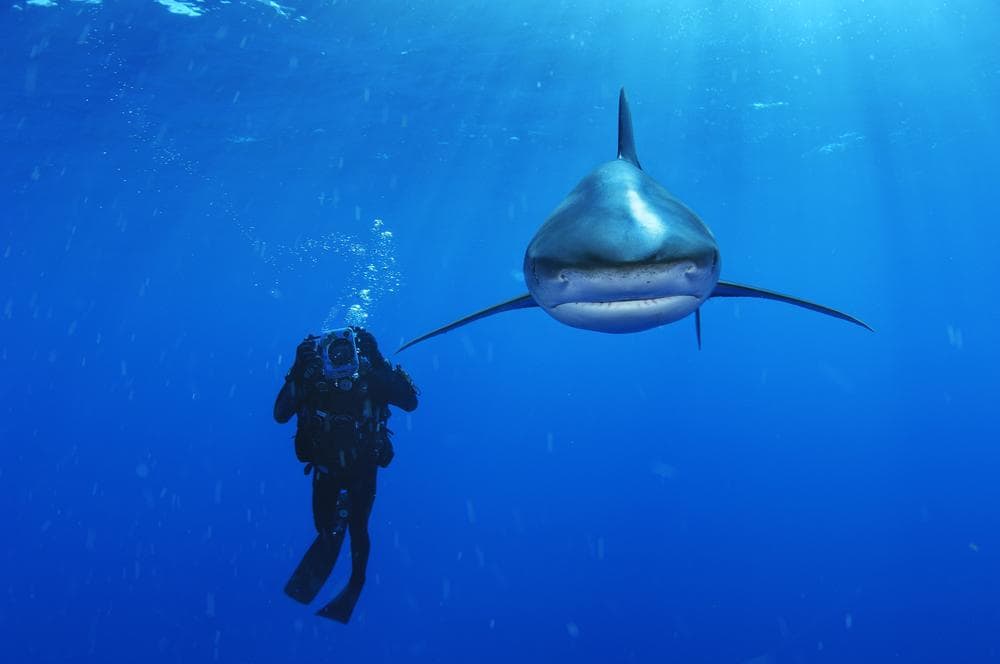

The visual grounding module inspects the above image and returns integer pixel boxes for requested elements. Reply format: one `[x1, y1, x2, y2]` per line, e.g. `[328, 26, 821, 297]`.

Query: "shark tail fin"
[710, 280, 873, 331]
[396, 293, 538, 353]
[617, 88, 642, 169]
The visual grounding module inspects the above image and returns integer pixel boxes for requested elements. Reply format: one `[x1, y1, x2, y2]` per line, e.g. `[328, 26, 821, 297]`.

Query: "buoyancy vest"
[295, 377, 393, 470]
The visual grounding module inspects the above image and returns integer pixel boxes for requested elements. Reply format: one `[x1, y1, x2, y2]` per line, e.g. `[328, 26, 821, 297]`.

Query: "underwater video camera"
[317, 327, 361, 391]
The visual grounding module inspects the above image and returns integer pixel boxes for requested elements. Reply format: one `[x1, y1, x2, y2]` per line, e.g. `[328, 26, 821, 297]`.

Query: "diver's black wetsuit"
[274, 328, 417, 623]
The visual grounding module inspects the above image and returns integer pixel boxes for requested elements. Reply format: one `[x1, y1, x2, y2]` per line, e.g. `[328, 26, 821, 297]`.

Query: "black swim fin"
[315, 579, 364, 624]
[284, 531, 345, 605]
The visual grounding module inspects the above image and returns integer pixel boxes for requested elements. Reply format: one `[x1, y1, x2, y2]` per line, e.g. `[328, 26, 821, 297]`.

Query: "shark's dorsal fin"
[617, 87, 642, 169]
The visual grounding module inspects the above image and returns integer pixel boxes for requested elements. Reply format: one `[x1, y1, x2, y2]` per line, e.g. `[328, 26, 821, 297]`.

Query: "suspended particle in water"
[465, 500, 477, 525]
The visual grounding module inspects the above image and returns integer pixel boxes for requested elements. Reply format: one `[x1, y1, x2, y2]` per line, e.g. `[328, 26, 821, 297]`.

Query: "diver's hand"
[296, 335, 319, 360]
[353, 328, 385, 366]
[290, 335, 321, 381]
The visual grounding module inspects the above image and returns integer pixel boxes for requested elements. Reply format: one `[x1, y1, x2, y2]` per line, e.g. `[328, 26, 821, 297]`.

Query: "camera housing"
[318, 328, 361, 389]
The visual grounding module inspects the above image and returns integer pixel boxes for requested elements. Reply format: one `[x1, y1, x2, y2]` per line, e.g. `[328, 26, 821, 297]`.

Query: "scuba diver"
[274, 326, 418, 623]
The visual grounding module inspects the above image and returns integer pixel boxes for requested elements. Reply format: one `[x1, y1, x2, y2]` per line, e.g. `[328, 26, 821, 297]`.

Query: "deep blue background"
[2, 1, 999, 662]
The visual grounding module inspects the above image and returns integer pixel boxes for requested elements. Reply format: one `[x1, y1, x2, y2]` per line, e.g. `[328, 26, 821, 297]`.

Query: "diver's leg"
[284, 472, 347, 604]
[346, 467, 377, 584]
[316, 466, 377, 623]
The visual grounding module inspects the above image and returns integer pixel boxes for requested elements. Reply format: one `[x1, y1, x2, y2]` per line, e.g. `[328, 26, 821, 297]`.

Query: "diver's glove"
[353, 328, 394, 386]
[289, 335, 322, 382]
[353, 327, 386, 369]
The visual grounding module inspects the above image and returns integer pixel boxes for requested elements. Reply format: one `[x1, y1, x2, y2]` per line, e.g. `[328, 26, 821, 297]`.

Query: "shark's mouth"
[527, 257, 720, 333]
[552, 294, 701, 309]
[546, 294, 703, 333]
[554, 294, 698, 310]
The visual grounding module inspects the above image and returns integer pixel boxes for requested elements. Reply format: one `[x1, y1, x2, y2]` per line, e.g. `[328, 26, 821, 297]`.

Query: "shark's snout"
[555, 259, 709, 285]
[530, 258, 713, 303]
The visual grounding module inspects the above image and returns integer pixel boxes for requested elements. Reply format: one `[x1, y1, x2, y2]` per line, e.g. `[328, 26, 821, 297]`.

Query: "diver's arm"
[355, 329, 418, 411]
[275, 335, 321, 423]
[385, 365, 418, 412]
[273, 377, 300, 423]
[367, 359, 419, 412]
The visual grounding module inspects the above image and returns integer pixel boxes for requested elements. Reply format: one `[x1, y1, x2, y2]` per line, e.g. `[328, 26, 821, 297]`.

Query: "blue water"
[3, 1, 1000, 661]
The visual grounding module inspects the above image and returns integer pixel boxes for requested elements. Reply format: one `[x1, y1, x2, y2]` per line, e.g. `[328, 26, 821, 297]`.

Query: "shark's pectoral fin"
[710, 280, 873, 331]
[396, 293, 538, 353]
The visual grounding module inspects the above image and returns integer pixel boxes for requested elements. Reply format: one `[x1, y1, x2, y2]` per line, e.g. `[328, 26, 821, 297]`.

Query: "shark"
[398, 88, 870, 352]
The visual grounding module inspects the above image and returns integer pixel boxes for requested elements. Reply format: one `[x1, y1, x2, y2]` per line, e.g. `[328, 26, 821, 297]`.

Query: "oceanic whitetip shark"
[398, 88, 870, 352]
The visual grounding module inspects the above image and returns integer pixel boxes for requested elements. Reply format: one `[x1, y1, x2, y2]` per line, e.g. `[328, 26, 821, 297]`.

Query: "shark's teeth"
[558, 295, 693, 308]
